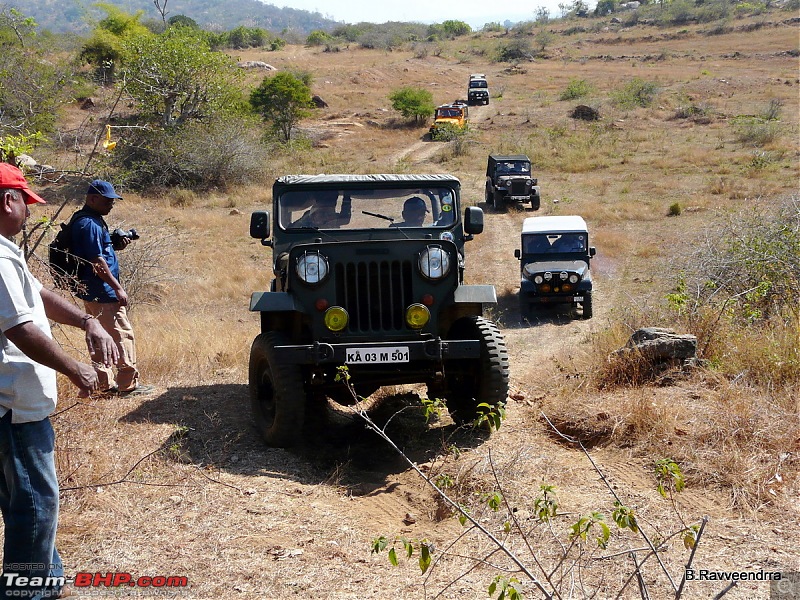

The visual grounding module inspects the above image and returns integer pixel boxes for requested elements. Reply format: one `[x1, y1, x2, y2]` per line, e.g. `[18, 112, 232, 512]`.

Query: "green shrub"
[610, 78, 658, 109]
[389, 87, 434, 124]
[732, 117, 780, 147]
[560, 79, 593, 101]
[668, 202, 682, 216]
[496, 39, 533, 62]
[306, 30, 332, 46]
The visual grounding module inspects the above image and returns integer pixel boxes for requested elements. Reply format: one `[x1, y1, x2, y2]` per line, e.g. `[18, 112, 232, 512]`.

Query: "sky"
[275, 0, 567, 29]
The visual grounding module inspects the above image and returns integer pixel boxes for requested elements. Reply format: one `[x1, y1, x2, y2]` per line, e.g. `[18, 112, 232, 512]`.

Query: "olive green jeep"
[248, 174, 510, 447]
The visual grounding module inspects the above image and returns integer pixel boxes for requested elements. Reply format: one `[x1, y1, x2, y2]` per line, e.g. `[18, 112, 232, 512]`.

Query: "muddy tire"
[582, 292, 593, 320]
[249, 332, 305, 447]
[444, 317, 510, 426]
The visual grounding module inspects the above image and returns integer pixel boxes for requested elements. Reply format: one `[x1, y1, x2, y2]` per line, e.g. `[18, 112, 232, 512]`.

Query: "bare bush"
[109, 117, 270, 192]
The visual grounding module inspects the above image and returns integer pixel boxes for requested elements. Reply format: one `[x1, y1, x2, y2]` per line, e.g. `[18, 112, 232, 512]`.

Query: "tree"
[122, 27, 244, 127]
[80, 4, 150, 83]
[595, 0, 617, 15]
[250, 72, 314, 142]
[534, 30, 556, 55]
[0, 7, 37, 47]
[306, 29, 332, 46]
[389, 87, 434, 125]
[167, 15, 198, 29]
[153, 0, 169, 24]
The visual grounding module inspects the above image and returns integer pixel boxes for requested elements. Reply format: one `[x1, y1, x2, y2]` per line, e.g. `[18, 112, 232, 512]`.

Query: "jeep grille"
[335, 261, 414, 332]
[511, 180, 528, 196]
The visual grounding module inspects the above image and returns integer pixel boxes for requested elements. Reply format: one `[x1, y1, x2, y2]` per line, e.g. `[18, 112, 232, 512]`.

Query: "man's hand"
[83, 317, 119, 367]
[112, 236, 131, 251]
[114, 287, 129, 307]
[67, 361, 100, 397]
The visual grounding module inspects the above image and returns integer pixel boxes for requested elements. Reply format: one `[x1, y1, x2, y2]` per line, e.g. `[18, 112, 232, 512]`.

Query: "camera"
[111, 228, 140, 244]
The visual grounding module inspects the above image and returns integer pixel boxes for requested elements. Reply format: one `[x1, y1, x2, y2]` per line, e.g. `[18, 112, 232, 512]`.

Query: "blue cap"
[87, 179, 122, 199]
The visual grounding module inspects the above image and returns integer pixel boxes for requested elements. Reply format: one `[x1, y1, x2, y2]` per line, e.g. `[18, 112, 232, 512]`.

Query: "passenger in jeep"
[389, 196, 427, 227]
[292, 191, 351, 228]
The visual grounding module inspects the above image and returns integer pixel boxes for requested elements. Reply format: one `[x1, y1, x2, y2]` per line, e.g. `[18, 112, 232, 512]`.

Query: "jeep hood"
[523, 260, 590, 275]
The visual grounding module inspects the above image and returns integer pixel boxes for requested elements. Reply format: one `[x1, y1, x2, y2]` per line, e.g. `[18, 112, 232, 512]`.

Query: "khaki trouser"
[82, 300, 139, 392]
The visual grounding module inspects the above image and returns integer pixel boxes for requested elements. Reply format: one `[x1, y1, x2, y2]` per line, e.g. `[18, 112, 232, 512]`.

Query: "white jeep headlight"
[569, 274, 580, 284]
[296, 252, 329, 284]
[419, 246, 451, 280]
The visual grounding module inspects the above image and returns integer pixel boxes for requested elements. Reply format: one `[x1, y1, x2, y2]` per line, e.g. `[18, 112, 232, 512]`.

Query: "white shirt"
[0, 234, 58, 422]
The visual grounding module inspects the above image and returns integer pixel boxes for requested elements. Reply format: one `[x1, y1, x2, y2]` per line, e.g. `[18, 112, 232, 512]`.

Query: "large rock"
[611, 327, 699, 381]
[237, 61, 276, 70]
[618, 327, 697, 361]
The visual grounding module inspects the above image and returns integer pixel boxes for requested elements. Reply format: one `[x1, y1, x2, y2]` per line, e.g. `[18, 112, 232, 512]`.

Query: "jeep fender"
[250, 291, 305, 313]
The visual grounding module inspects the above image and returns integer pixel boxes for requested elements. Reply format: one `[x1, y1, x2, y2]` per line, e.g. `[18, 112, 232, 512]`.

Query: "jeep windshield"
[469, 80, 488, 88]
[436, 108, 463, 118]
[278, 186, 458, 230]
[523, 233, 587, 254]
[496, 162, 531, 175]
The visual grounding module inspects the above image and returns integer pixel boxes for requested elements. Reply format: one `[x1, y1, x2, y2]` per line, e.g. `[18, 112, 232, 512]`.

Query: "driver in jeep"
[389, 196, 427, 227]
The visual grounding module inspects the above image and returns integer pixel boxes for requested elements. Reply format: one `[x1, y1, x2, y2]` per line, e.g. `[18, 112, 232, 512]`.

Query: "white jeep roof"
[469, 73, 486, 79]
[522, 215, 588, 234]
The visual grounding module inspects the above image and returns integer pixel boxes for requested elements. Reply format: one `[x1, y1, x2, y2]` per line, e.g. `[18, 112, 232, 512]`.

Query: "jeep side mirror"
[590, 246, 596, 257]
[250, 211, 271, 245]
[514, 249, 521, 259]
[464, 206, 484, 235]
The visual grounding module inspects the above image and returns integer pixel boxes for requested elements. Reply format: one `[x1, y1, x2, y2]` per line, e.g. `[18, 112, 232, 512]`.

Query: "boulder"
[237, 61, 276, 70]
[612, 327, 699, 377]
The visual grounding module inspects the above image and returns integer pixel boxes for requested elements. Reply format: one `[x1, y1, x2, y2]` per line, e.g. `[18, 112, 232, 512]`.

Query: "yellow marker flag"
[102, 124, 116, 151]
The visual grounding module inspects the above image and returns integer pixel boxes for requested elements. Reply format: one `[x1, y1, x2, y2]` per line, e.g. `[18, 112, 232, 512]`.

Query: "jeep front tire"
[444, 316, 510, 426]
[249, 332, 305, 447]
[582, 292, 593, 320]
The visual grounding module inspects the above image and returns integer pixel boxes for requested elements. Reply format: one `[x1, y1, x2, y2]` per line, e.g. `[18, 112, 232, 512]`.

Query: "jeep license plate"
[345, 347, 410, 364]
[574, 296, 584, 301]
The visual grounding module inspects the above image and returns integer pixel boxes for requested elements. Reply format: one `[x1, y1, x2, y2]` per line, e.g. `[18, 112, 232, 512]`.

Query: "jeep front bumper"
[270, 339, 480, 365]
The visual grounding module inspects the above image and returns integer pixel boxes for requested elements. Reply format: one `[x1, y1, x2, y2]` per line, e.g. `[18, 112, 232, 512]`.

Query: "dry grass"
[7, 10, 799, 598]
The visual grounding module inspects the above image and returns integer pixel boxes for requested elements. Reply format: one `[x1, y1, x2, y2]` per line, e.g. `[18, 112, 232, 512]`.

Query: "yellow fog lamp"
[405, 303, 430, 330]
[324, 306, 348, 332]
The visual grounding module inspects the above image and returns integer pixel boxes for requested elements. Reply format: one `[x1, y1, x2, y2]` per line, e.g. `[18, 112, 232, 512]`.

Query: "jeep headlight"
[543, 271, 553, 281]
[419, 246, 451, 280]
[296, 252, 329, 284]
[569, 274, 580, 284]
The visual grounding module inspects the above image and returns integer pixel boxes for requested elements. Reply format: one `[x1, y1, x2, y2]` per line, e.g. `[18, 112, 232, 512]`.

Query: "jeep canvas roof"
[275, 173, 460, 187]
[522, 216, 588, 234]
[489, 154, 530, 163]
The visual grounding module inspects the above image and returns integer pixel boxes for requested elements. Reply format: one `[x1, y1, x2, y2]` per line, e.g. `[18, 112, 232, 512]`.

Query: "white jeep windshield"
[523, 233, 587, 254]
[278, 187, 458, 230]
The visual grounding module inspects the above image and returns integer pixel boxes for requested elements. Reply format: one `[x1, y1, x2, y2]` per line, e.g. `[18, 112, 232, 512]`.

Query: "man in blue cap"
[71, 180, 151, 395]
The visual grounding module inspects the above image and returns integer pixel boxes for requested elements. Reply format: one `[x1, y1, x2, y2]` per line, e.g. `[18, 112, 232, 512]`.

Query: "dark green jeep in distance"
[249, 174, 510, 447]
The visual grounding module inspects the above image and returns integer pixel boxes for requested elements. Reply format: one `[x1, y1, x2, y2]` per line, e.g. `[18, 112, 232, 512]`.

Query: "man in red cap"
[0, 162, 118, 599]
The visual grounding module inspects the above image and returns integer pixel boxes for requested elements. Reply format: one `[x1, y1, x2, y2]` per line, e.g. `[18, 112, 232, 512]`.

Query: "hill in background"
[18, 0, 340, 34]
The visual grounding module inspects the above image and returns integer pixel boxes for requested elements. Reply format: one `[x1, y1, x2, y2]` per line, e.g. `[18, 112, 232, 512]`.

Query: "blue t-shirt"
[71, 210, 120, 303]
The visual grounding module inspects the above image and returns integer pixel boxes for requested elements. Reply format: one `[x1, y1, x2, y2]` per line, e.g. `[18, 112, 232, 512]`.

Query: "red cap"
[0, 163, 46, 204]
